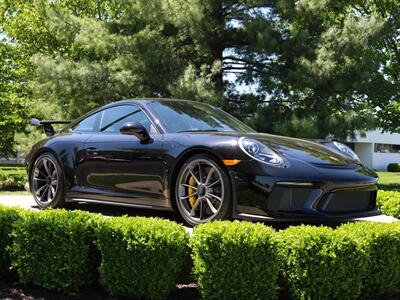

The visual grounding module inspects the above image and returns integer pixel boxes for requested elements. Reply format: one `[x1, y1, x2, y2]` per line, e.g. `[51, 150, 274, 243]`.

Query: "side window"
[71, 111, 102, 132]
[100, 105, 155, 134]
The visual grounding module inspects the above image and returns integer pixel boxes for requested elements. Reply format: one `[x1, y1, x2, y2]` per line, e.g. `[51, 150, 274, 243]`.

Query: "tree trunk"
[208, 1, 225, 99]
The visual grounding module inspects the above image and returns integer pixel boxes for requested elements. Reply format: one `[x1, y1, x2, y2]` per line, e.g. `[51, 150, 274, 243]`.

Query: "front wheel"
[175, 154, 232, 226]
[30, 153, 66, 209]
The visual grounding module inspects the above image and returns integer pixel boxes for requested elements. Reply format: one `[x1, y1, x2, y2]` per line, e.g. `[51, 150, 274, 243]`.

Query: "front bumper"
[232, 168, 379, 220]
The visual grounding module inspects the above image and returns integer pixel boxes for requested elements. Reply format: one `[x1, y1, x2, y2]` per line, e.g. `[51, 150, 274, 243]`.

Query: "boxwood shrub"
[0, 167, 26, 191]
[387, 163, 400, 172]
[278, 225, 367, 300]
[0, 205, 25, 276]
[338, 222, 400, 298]
[190, 221, 280, 300]
[95, 216, 189, 300]
[11, 209, 100, 293]
[377, 190, 400, 218]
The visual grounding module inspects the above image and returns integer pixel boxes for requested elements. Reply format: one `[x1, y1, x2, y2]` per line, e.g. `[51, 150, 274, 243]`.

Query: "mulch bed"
[2, 278, 400, 300]
[0, 280, 199, 300]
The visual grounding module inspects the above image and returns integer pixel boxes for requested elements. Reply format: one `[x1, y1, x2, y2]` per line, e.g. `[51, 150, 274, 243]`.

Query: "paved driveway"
[0, 195, 37, 210]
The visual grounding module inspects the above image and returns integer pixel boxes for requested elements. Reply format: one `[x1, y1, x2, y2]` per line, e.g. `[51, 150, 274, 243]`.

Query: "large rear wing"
[30, 118, 71, 136]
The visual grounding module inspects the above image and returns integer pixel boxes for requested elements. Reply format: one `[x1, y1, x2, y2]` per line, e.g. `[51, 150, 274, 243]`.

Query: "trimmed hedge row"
[388, 163, 400, 172]
[0, 206, 190, 299]
[0, 167, 26, 190]
[377, 190, 400, 218]
[11, 209, 100, 292]
[191, 221, 279, 300]
[279, 225, 367, 300]
[339, 222, 400, 298]
[1, 205, 400, 299]
[192, 221, 400, 300]
[96, 216, 189, 299]
[0, 206, 25, 276]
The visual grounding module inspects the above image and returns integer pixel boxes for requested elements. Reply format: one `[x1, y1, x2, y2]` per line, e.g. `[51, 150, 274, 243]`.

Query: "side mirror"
[120, 122, 151, 143]
[31, 118, 41, 127]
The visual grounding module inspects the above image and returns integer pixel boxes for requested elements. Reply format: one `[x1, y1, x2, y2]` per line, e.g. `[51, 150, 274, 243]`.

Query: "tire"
[30, 152, 66, 209]
[175, 154, 232, 226]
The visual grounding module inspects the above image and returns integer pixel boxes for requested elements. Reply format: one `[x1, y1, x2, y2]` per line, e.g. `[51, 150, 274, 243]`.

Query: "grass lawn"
[378, 172, 400, 191]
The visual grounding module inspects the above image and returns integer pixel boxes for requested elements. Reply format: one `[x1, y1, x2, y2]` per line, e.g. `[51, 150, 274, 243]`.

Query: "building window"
[374, 143, 400, 153]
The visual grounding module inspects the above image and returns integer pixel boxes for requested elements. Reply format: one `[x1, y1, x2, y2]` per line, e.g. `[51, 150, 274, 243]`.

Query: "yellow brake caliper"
[188, 176, 197, 207]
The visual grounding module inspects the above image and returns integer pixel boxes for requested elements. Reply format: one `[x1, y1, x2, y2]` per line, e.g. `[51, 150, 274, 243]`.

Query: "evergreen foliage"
[1, 0, 400, 152]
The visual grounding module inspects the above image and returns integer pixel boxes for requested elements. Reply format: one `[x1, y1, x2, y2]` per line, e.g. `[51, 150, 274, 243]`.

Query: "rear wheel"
[175, 154, 232, 226]
[31, 153, 66, 209]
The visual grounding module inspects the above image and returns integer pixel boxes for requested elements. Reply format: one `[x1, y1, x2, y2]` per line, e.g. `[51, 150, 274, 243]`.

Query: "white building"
[347, 129, 400, 171]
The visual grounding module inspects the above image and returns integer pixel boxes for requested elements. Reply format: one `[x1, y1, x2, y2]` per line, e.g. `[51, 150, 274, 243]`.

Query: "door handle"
[86, 147, 98, 156]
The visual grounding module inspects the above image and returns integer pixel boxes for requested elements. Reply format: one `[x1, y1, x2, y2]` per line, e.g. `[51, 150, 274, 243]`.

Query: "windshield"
[148, 100, 255, 133]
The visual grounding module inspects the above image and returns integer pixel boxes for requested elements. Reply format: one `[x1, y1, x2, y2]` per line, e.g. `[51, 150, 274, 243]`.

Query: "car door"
[76, 104, 167, 208]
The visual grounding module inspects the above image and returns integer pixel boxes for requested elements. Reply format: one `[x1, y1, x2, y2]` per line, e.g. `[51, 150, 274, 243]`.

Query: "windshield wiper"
[177, 129, 221, 133]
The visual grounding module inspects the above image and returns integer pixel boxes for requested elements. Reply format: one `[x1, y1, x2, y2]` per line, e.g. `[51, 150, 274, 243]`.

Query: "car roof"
[102, 98, 200, 110]
[68, 98, 202, 130]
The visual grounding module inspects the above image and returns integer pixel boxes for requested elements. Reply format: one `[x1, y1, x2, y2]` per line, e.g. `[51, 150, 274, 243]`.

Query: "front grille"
[317, 191, 376, 213]
[266, 187, 315, 212]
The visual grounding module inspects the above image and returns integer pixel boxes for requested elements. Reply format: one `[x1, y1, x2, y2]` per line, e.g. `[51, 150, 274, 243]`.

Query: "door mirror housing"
[120, 122, 151, 143]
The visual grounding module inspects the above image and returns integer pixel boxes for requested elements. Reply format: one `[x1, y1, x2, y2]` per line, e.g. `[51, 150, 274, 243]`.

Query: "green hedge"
[387, 163, 400, 172]
[190, 221, 280, 300]
[377, 190, 400, 218]
[2, 204, 400, 299]
[278, 225, 367, 300]
[11, 209, 100, 293]
[0, 167, 26, 191]
[338, 222, 400, 298]
[95, 216, 189, 300]
[0, 205, 25, 276]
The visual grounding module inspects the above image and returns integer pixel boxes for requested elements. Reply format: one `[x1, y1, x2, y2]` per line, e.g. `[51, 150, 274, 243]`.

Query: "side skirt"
[68, 198, 174, 211]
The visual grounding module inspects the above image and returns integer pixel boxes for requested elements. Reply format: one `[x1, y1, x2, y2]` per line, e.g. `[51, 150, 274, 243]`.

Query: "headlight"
[333, 141, 360, 161]
[239, 137, 283, 166]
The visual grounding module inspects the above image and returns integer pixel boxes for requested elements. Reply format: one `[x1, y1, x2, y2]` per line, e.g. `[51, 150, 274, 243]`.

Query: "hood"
[242, 132, 357, 166]
[205, 131, 357, 166]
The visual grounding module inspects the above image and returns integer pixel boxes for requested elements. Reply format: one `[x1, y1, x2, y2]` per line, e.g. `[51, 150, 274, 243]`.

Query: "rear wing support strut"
[30, 118, 71, 136]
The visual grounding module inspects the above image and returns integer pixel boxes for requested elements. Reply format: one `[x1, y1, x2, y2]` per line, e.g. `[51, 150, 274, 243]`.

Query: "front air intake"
[317, 191, 376, 213]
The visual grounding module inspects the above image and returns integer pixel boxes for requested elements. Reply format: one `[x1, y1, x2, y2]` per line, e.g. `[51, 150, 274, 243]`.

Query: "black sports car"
[26, 99, 380, 226]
